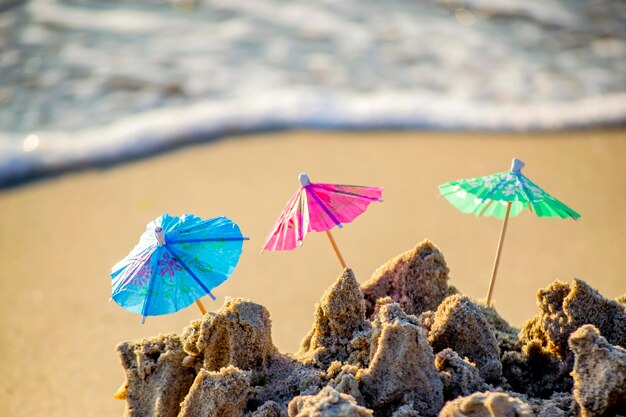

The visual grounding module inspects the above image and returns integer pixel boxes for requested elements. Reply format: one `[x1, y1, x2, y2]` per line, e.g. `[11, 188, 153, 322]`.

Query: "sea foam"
[1, 0, 625, 185]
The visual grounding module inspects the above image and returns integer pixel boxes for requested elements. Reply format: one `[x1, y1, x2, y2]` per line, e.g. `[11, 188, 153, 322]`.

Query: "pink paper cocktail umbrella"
[262, 173, 383, 268]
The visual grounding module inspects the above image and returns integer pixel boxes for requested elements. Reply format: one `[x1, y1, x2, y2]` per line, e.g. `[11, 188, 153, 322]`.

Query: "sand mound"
[502, 278, 626, 398]
[520, 279, 626, 359]
[357, 302, 444, 416]
[428, 295, 502, 382]
[114, 242, 625, 417]
[439, 391, 533, 417]
[116, 335, 195, 417]
[181, 298, 276, 377]
[179, 365, 251, 417]
[435, 348, 484, 400]
[569, 325, 626, 417]
[299, 268, 366, 367]
[288, 386, 373, 417]
[361, 240, 450, 317]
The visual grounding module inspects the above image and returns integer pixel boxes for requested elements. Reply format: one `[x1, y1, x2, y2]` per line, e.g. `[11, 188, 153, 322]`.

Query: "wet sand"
[0, 129, 624, 417]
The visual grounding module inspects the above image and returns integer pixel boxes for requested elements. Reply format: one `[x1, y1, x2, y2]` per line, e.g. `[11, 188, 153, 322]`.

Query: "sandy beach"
[0, 129, 624, 417]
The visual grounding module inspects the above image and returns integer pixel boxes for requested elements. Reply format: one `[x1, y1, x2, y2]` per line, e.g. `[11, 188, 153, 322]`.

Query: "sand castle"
[115, 240, 626, 417]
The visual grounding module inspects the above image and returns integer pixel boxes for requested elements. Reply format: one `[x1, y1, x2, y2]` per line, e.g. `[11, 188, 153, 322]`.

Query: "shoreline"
[2, 99, 626, 189]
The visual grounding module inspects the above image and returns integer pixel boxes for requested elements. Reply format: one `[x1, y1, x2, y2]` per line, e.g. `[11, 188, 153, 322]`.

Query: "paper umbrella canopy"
[438, 158, 580, 220]
[438, 158, 579, 306]
[263, 173, 383, 268]
[111, 214, 248, 322]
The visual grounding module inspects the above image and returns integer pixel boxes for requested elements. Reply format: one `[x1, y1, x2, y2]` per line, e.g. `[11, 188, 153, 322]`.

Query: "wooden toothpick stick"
[486, 202, 512, 306]
[325, 230, 347, 269]
[196, 299, 207, 315]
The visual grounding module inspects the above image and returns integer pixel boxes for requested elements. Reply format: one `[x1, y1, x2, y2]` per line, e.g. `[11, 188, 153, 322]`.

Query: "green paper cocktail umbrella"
[439, 158, 580, 306]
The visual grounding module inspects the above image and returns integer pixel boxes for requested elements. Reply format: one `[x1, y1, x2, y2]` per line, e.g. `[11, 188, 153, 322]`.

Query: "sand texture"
[356, 299, 443, 416]
[288, 386, 373, 417]
[115, 241, 625, 417]
[361, 240, 450, 317]
[181, 299, 276, 375]
[1, 130, 625, 417]
[569, 325, 626, 417]
[117, 335, 196, 417]
[435, 348, 484, 400]
[520, 279, 626, 358]
[298, 268, 367, 367]
[428, 295, 502, 382]
[178, 365, 251, 417]
[439, 391, 534, 417]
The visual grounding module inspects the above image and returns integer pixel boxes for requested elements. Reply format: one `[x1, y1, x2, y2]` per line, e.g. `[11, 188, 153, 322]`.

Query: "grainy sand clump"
[115, 240, 626, 417]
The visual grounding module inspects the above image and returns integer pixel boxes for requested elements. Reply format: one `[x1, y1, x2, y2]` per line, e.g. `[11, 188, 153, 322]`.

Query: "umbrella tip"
[155, 227, 166, 246]
[511, 158, 525, 173]
[299, 173, 311, 186]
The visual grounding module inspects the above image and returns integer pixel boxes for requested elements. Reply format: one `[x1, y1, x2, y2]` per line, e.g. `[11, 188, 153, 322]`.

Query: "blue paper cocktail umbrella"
[111, 214, 248, 323]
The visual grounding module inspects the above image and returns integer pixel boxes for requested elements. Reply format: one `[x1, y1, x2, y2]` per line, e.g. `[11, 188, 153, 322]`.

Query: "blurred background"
[1, 0, 626, 182]
[0, 1, 625, 416]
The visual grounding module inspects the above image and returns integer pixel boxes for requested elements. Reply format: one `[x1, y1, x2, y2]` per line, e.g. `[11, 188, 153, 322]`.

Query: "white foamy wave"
[2, 89, 625, 185]
[2, 0, 626, 184]
[27, 0, 192, 34]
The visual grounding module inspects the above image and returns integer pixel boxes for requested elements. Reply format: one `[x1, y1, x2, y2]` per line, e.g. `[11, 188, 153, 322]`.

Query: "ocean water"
[0, 0, 625, 185]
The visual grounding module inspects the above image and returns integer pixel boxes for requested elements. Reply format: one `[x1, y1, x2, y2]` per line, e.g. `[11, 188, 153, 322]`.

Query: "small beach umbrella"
[439, 158, 580, 306]
[263, 173, 383, 268]
[111, 214, 248, 323]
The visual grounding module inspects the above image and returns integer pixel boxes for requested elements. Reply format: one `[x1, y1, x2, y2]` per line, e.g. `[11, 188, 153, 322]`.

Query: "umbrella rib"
[263, 189, 302, 251]
[515, 173, 537, 212]
[312, 184, 383, 201]
[112, 246, 154, 293]
[307, 188, 343, 228]
[298, 190, 307, 244]
[325, 182, 382, 191]
[478, 199, 494, 216]
[163, 245, 216, 301]
[524, 177, 580, 219]
[439, 188, 465, 197]
[545, 192, 580, 219]
[272, 205, 295, 251]
[480, 176, 508, 202]
[275, 194, 301, 251]
[168, 237, 249, 244]
[140, 246, 163, 324]
[518, 174, 576, 218]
